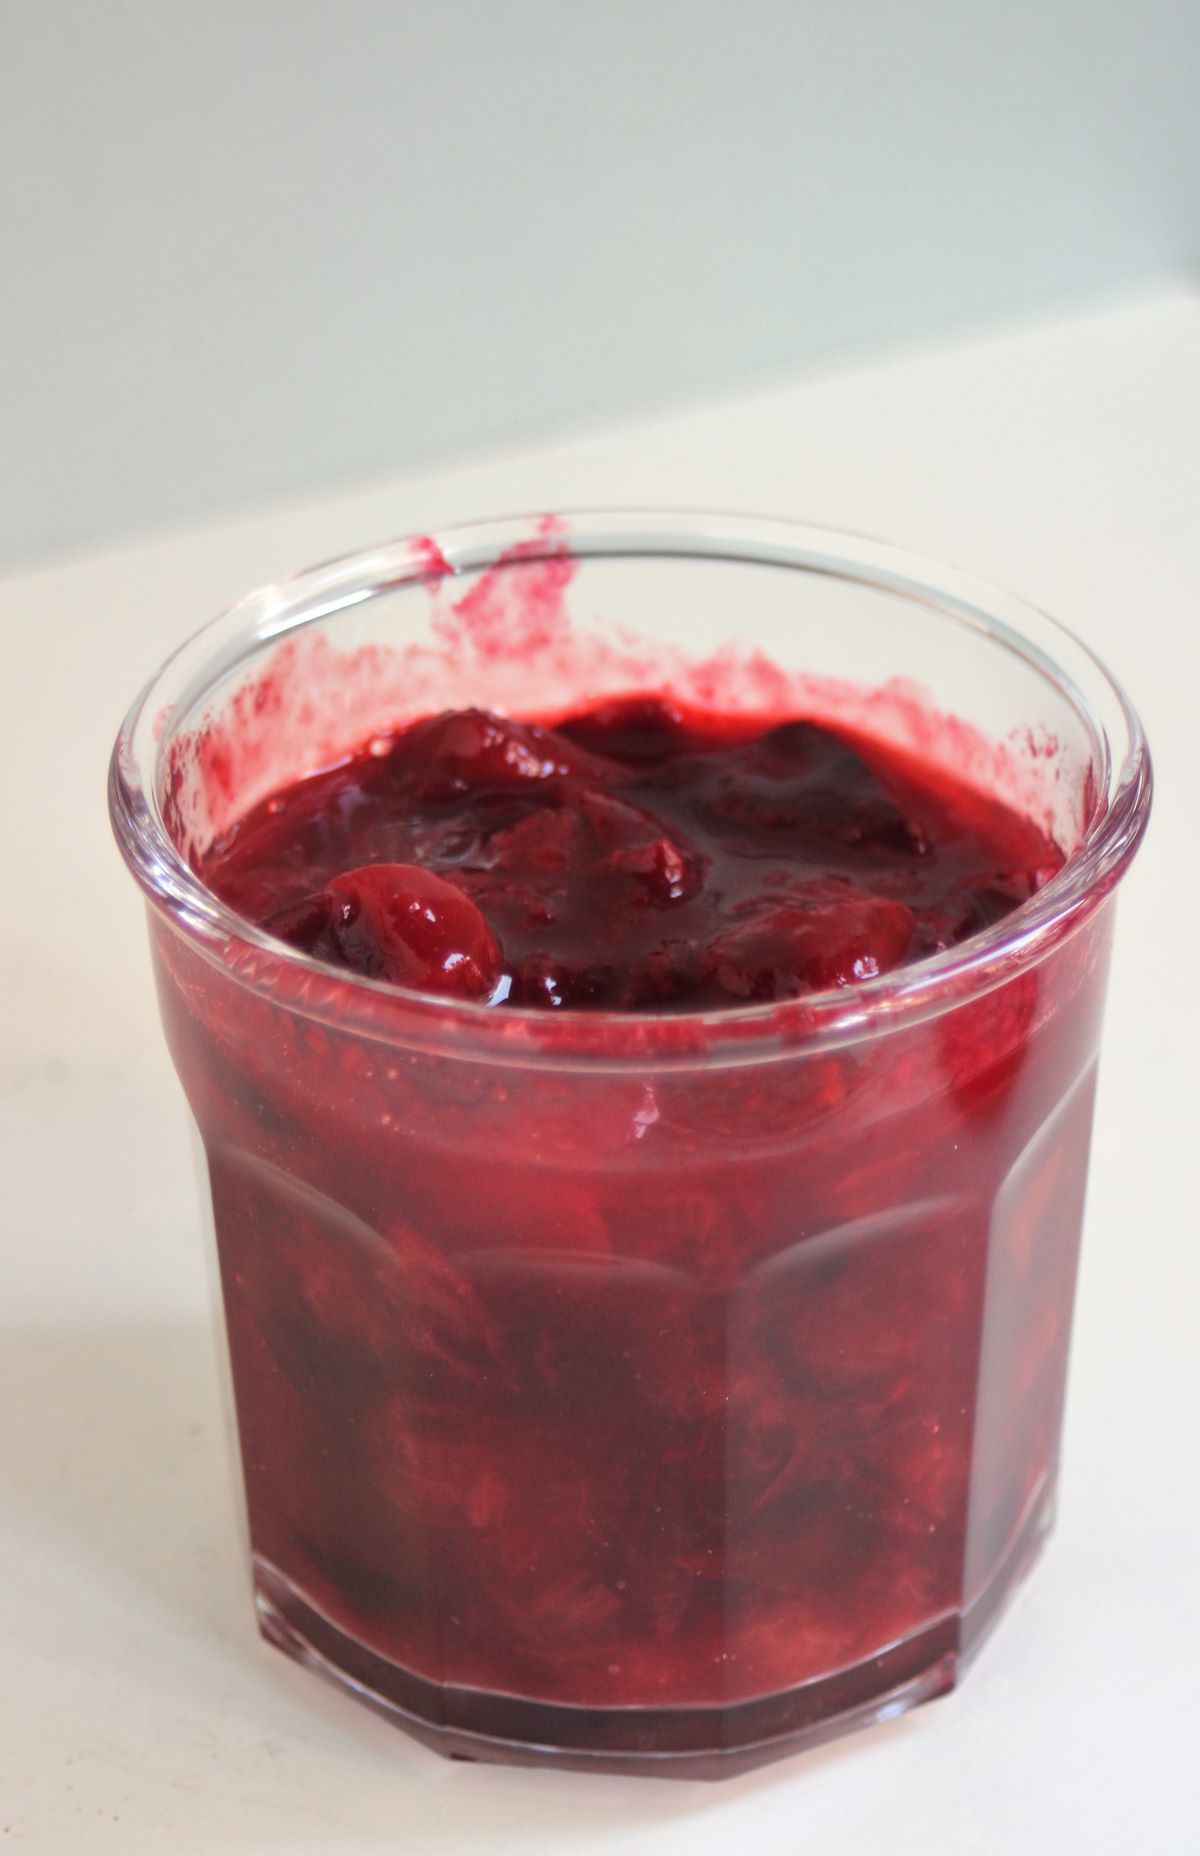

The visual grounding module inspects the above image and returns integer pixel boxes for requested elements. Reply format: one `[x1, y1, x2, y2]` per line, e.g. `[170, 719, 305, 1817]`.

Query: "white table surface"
[2, 286, 1198, 1854]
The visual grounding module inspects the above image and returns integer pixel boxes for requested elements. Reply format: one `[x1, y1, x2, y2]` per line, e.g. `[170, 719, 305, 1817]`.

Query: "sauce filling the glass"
[155, 684, 1104, 1763]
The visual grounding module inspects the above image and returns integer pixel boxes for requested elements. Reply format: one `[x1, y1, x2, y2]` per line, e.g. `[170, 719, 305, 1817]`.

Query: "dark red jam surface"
[201, 698, 1062, 1008]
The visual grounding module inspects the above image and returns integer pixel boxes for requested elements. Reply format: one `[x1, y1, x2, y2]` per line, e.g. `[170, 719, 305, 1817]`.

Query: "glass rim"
[109, 508, 1152, 1070]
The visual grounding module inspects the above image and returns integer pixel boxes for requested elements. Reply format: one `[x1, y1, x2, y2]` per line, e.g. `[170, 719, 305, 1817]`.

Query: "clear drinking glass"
[109, 512, 1150, 1776]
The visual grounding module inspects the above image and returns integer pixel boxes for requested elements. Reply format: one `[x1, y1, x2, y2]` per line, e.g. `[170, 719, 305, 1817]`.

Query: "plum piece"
[267, 863, 502, 1000]
[556, 694, 692, 765]
[510, 951, 614, 1009]
[699, 722, 928, 858]
[393, 708, 597, 801]
[481, 789, 705, 925]
[708, 896, 914, 999]
[618, 939, 710, 1008]
[574, 790, 705, 904]
[609, 836, 694, 903]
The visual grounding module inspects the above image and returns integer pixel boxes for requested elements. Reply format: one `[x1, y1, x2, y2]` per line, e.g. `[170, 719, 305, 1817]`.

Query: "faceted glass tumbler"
[110, 513, 1149, 1776]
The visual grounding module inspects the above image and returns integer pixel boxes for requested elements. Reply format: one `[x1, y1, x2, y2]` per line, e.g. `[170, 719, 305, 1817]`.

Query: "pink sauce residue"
[163, 519, 1081, 873]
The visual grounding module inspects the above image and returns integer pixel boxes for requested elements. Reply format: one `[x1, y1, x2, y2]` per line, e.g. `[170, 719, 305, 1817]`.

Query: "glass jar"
[109, 512, 1150, 1776]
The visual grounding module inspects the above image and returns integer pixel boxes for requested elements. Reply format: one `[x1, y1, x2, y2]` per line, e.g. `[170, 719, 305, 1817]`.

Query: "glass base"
[251, 1483, 1054, 1779]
